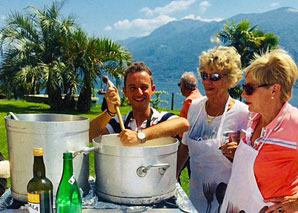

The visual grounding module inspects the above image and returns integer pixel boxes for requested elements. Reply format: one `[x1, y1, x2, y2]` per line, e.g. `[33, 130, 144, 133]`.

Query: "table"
[0, 183, 197, 213]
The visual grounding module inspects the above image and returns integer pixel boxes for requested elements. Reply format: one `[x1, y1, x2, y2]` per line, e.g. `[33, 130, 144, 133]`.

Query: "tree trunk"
[47, 80, 64, 111]
[77, 82, 91, 112]
[63, 93, 75, 110]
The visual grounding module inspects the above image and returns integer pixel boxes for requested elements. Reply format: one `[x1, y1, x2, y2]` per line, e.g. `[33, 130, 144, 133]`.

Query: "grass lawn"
[0, 99, 189, 196]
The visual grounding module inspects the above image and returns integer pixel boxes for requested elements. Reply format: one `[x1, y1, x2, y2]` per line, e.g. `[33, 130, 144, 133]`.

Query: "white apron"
[188, 97, 232, 213]
[220, 140, 271, 213]
[221, 106, 291, 213]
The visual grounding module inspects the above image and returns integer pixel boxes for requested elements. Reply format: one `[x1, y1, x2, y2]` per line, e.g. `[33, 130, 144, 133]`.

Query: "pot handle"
[71, 147, 97, 158]
[8, 112, 19, 120]
[136, 163, 170, 177]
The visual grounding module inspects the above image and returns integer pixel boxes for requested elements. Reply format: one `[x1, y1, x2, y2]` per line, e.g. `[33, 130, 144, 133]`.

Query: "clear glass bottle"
[27, 148, 53, 213]
[56, 152, 82, 213]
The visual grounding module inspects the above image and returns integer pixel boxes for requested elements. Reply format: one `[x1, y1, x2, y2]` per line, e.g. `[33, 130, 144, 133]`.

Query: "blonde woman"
[221, 49, 298, 213]
[177, 46, 249, 212]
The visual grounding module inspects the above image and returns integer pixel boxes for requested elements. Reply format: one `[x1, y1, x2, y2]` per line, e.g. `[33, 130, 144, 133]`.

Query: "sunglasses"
[242, 84, 273, 95]
[200, 72, 225, 81]
[177, 82, 181, 87]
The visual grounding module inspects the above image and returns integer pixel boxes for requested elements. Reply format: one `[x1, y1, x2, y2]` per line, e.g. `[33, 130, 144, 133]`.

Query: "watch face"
[138, 131, 146, 140]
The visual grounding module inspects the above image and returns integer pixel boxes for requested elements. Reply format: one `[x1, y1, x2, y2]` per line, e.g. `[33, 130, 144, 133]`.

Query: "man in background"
[178, 72, 202, 119]
[177, 72, 202, 181]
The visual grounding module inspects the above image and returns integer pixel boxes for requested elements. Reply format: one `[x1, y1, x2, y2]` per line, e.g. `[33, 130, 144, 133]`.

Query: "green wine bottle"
[27, 148, 53, 213]
[56, 152, 82, 213]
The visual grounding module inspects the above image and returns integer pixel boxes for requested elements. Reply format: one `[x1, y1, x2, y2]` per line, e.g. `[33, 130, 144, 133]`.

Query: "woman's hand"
[264, 196, 298, 213]
[219, 136, 238, 160]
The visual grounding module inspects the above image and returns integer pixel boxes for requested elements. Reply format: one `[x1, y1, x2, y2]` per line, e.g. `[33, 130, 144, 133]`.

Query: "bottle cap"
[33, 148, 44, 156]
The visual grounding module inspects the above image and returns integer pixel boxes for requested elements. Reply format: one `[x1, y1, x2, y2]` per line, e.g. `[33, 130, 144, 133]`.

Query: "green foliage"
[151, 91, 169, 109]
[216, 19, 279, 67]
[216, 19, 280, 99]
[119, 90, 130, 107]
[0, 2, 132, 112]
[228, 85, 243, 101]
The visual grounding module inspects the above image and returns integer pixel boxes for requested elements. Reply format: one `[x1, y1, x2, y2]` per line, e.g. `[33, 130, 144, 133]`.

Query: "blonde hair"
[198, 46, 242, 88]
[245, 49, 298, 102]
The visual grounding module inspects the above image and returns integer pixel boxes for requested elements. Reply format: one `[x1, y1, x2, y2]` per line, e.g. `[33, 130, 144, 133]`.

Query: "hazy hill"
[121, 7, 298, 82]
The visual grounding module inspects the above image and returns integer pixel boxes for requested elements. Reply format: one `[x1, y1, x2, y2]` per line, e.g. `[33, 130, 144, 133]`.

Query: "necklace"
[205, 101, 224, 123]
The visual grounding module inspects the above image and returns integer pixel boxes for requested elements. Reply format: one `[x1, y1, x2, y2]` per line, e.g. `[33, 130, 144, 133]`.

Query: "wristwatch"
[137, 130, 146, 144]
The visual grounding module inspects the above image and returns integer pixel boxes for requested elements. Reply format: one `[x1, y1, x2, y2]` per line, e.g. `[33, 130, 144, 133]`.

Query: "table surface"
[0, 183, 196, 213]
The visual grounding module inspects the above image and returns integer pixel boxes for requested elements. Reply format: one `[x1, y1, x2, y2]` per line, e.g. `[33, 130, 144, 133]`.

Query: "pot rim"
[93, 134, 179, 156]
[5, 113, 89, 123]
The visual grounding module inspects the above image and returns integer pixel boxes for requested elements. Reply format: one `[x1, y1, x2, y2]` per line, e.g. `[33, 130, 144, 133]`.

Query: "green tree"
[0, 1, 77, 110]
[65, 30, 133, 112]
[151, 91, 169, 109]
[216, 19, 279, 99]
[0, 2, 133, 112]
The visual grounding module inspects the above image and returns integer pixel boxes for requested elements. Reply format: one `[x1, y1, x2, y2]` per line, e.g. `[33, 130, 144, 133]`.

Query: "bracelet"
[106, 108, 116, 117]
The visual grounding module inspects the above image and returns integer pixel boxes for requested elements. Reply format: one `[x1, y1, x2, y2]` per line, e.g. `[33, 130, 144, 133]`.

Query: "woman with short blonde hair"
[177, 45, 249, 212]
[245, 49, 298, 102]
[221, 49, 298, 212]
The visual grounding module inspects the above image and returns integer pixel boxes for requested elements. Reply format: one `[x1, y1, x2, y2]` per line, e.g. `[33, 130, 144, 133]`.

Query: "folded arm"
[120, 117, 189, 146]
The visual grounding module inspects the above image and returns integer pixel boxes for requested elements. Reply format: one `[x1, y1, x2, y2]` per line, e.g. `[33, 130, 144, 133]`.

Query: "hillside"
[121, 7, 298, 83]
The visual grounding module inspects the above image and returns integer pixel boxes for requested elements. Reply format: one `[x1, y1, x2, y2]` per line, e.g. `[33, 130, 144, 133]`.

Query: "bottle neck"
[62, 155, 74, 178]
[33, 156, 46, 178]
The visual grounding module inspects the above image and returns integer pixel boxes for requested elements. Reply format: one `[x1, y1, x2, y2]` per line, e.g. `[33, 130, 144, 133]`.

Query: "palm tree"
[1, 2, 133, 111]
[74, 35, 133, 112]
[216, 19, 279, 99]
[216, 19, 279, 67]
[0, 1, 77, 110]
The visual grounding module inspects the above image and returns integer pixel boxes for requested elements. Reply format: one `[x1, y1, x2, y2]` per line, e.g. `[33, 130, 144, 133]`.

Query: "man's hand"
[104, 86, 120, 113]
[265, 196, 298, 213]
[118, 129, 140, 146]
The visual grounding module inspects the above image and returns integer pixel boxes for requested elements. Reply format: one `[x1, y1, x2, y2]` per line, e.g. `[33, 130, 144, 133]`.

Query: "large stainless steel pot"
[92, 134, 178, 205]
[5, 113, 90, 202]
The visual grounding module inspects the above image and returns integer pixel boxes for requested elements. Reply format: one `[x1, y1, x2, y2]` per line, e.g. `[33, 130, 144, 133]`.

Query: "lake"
[95, 80, 298, 110]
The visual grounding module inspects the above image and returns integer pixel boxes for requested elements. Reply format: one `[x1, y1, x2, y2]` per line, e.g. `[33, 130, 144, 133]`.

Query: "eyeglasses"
[177, 82, 181, 87]
[200, 72, 225, 82]
[242, 84, 273, 95]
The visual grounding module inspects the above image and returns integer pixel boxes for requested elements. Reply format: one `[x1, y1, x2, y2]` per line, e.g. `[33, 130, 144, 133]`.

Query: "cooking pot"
[92, 134, 178, 205]
[5, 113, 90, 202]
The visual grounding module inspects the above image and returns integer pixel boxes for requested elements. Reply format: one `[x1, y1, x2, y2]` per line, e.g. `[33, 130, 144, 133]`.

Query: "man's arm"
[119, 117, 189, 146]
[89, 109, 113, 141]
[89, 86, 120, 141]
[144, 117, 189, 140]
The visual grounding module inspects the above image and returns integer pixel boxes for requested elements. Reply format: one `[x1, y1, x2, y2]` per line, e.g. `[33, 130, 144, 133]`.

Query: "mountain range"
[120, 7, 298, 83]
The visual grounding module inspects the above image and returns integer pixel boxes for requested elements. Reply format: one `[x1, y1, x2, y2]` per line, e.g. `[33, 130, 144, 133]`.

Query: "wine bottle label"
[28, 192, 53, 213]
[68, 175, 76, 185]
[28, 193, 40, 213]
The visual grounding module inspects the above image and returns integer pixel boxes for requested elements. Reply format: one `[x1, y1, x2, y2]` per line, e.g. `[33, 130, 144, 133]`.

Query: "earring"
[271, 97, 274, 100]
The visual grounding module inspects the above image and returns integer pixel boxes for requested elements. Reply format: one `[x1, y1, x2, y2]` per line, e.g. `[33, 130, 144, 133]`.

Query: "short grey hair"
[180, 72, 197, 91]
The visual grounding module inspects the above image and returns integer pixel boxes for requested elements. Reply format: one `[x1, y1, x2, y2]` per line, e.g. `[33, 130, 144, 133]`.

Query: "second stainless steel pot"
[92, 134, 178, 205]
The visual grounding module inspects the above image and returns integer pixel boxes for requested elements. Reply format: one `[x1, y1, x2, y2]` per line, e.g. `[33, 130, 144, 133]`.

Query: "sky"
[0, 0, 298, 41]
